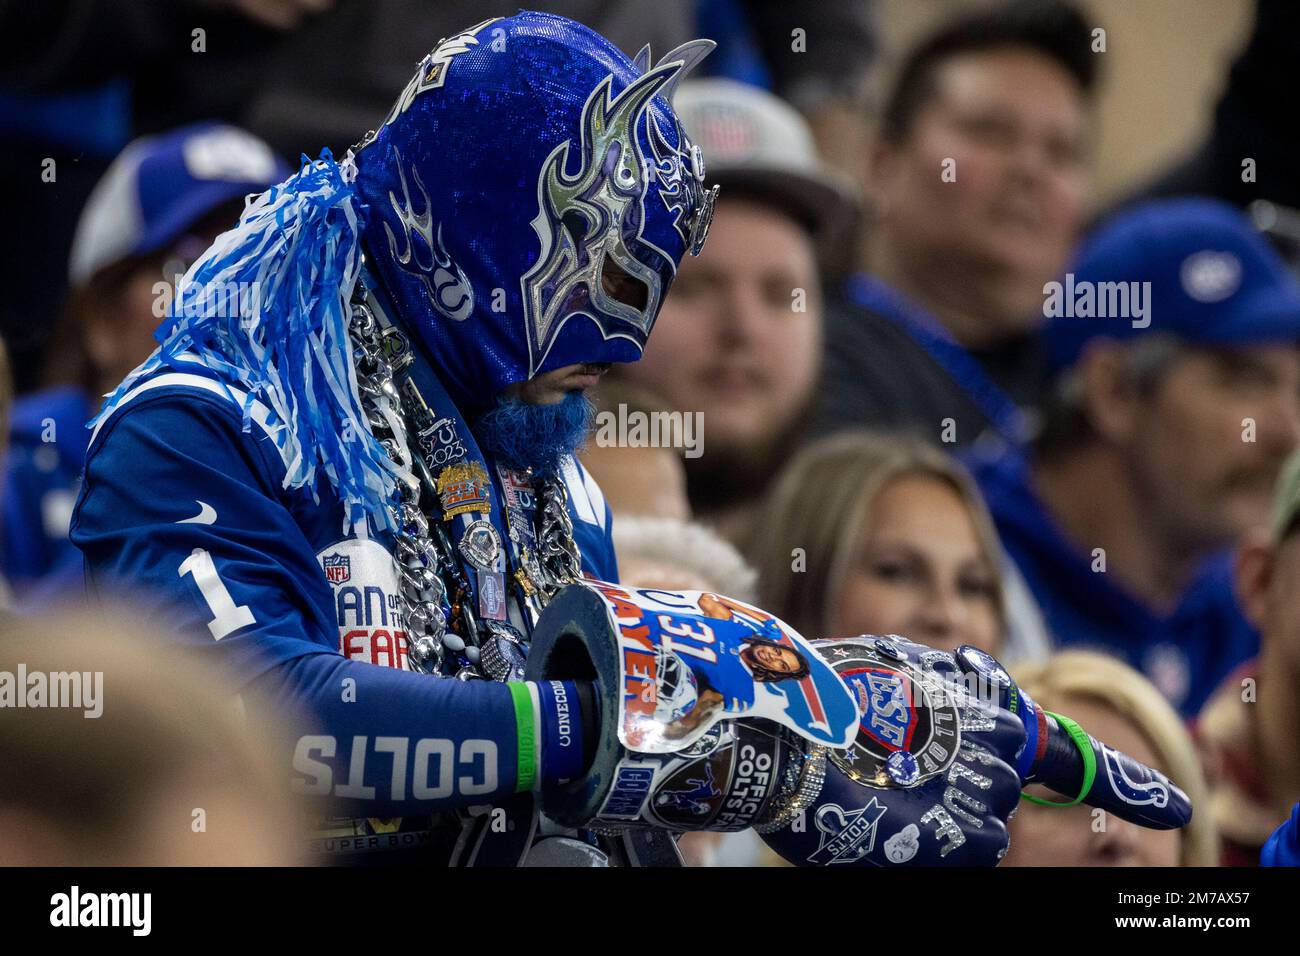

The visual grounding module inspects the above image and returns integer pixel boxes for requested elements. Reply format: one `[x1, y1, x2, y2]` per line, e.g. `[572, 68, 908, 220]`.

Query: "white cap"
[68, 123, 289, 286]
[673, 78, 859, 250]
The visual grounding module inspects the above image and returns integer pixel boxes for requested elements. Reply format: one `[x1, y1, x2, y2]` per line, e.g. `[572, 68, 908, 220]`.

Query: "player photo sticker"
[821, 639, 961, 789]
[586, 582, 858, 755]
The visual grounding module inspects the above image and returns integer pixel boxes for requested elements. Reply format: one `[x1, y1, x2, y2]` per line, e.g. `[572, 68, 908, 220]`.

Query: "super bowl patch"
[821, 639, 960, 789]
[436, 461, 491, 519]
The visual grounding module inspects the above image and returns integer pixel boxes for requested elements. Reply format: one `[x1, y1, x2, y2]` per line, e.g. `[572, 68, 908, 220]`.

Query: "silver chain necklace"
[535, 477, 583, 599]
[347, 290, 583, 680]
[349, 297, 450, 675]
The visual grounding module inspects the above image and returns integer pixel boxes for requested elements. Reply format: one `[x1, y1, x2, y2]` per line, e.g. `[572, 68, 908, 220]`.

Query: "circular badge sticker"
[821, 639, 961, 789]
[458, 519, 503, 569]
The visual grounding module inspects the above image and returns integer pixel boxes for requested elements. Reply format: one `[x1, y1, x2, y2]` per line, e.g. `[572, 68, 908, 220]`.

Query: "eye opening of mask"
[598, 254, 650, 312]
[561, 209, 592, 248]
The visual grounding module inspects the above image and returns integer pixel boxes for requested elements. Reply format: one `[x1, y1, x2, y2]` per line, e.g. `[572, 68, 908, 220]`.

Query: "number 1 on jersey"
[179, 548, 256, 640]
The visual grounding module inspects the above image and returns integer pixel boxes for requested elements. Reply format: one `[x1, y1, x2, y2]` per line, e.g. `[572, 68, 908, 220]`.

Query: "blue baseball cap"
[68, 122, 291, 286]
[1044, 197, 1300, 375]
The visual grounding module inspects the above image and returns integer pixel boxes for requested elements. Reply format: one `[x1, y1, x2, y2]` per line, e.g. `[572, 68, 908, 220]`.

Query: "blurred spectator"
[0, 609, 303, 864]
[752, 431, 1024, 658]
[1003, 650, 1216, 867]
[0, 123, 289, 608]
[609, 514, 762, 867]
[581, 380, 692, 523]
[614, 515, 756, 599]
[972, 198, 1300, 715]
[0, 2, 878, 392]
[613, 78, 856, 548]
[1200, 449, 1300, 865]
[816, 0, 1096, 451]
[0, 1, 292, 388]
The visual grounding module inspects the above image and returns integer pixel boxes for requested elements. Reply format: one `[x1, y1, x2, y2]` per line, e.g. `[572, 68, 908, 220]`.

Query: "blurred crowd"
[2, 0, 1299, 867]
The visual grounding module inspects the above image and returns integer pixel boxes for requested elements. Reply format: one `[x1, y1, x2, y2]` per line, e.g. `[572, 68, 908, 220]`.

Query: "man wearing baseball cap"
[609, 77, 857, 546]
[0, 122, 289, 607]
[1199, 448, 1300, 865]
[971, 197, 1300, 715]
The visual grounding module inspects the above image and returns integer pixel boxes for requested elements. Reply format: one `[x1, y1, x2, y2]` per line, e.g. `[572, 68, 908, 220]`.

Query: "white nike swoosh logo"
[178, 500, 217, 525]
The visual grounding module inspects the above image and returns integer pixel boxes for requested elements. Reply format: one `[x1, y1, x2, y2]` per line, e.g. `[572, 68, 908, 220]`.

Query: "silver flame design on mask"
[383, 147, 475, 322]
[519, 40, 715, 375]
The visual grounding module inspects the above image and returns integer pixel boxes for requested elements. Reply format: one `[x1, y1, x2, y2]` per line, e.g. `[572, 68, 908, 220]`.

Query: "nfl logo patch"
[323, 553, 351, 584]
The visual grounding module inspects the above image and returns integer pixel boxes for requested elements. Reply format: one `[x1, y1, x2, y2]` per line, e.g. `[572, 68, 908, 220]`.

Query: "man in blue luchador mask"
[69, 12, 1191, 867]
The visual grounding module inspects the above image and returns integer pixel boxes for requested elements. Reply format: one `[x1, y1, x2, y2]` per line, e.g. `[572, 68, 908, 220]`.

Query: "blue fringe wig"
[92, 151, 400, 538]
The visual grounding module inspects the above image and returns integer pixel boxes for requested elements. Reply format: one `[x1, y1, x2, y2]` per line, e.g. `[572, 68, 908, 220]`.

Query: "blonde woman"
[753, 431, 1025, 658]
[1003, 651, 1217, 867]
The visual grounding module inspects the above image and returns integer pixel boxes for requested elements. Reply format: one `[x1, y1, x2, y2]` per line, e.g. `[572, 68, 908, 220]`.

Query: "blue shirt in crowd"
[1, 385, 93, 607]
[968, 449, 1258, 716]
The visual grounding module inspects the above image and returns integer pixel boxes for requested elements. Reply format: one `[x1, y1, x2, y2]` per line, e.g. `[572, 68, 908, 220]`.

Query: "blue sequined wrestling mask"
[352, 11, 718, 410]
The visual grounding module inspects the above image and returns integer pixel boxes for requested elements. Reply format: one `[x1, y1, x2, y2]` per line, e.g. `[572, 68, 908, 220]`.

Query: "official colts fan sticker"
[821, 639, 961, 789]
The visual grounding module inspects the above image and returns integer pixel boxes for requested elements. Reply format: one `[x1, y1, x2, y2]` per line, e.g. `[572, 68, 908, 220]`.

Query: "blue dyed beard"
[472, 390, 594, 476]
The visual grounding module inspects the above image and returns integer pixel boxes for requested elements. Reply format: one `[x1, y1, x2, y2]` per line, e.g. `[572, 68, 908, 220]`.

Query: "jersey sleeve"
[72, 391, 338, 675]
[71, 389, 536, 815]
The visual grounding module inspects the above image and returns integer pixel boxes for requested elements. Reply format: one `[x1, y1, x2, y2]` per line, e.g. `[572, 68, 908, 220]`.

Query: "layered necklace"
[347, 280, 582, 682]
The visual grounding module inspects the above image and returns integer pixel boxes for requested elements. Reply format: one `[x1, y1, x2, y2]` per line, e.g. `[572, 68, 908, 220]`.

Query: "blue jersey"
[968, 449, 1257, 716]
[70, 355, 617, 831]
[1, 385, 92, 607]
[1261, 803, 1300, 867]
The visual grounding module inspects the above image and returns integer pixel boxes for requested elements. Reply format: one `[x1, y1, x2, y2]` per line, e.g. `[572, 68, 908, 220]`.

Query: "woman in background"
[752, 431, 1018, 658]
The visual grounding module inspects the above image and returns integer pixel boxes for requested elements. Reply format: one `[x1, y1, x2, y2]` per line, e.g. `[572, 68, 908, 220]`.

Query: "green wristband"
[1020, 711, 1096, 808]
[507, 681, 537, 793]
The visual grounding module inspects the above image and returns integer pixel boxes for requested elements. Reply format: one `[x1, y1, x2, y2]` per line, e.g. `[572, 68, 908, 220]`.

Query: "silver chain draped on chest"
[346, 291, 582, 681]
